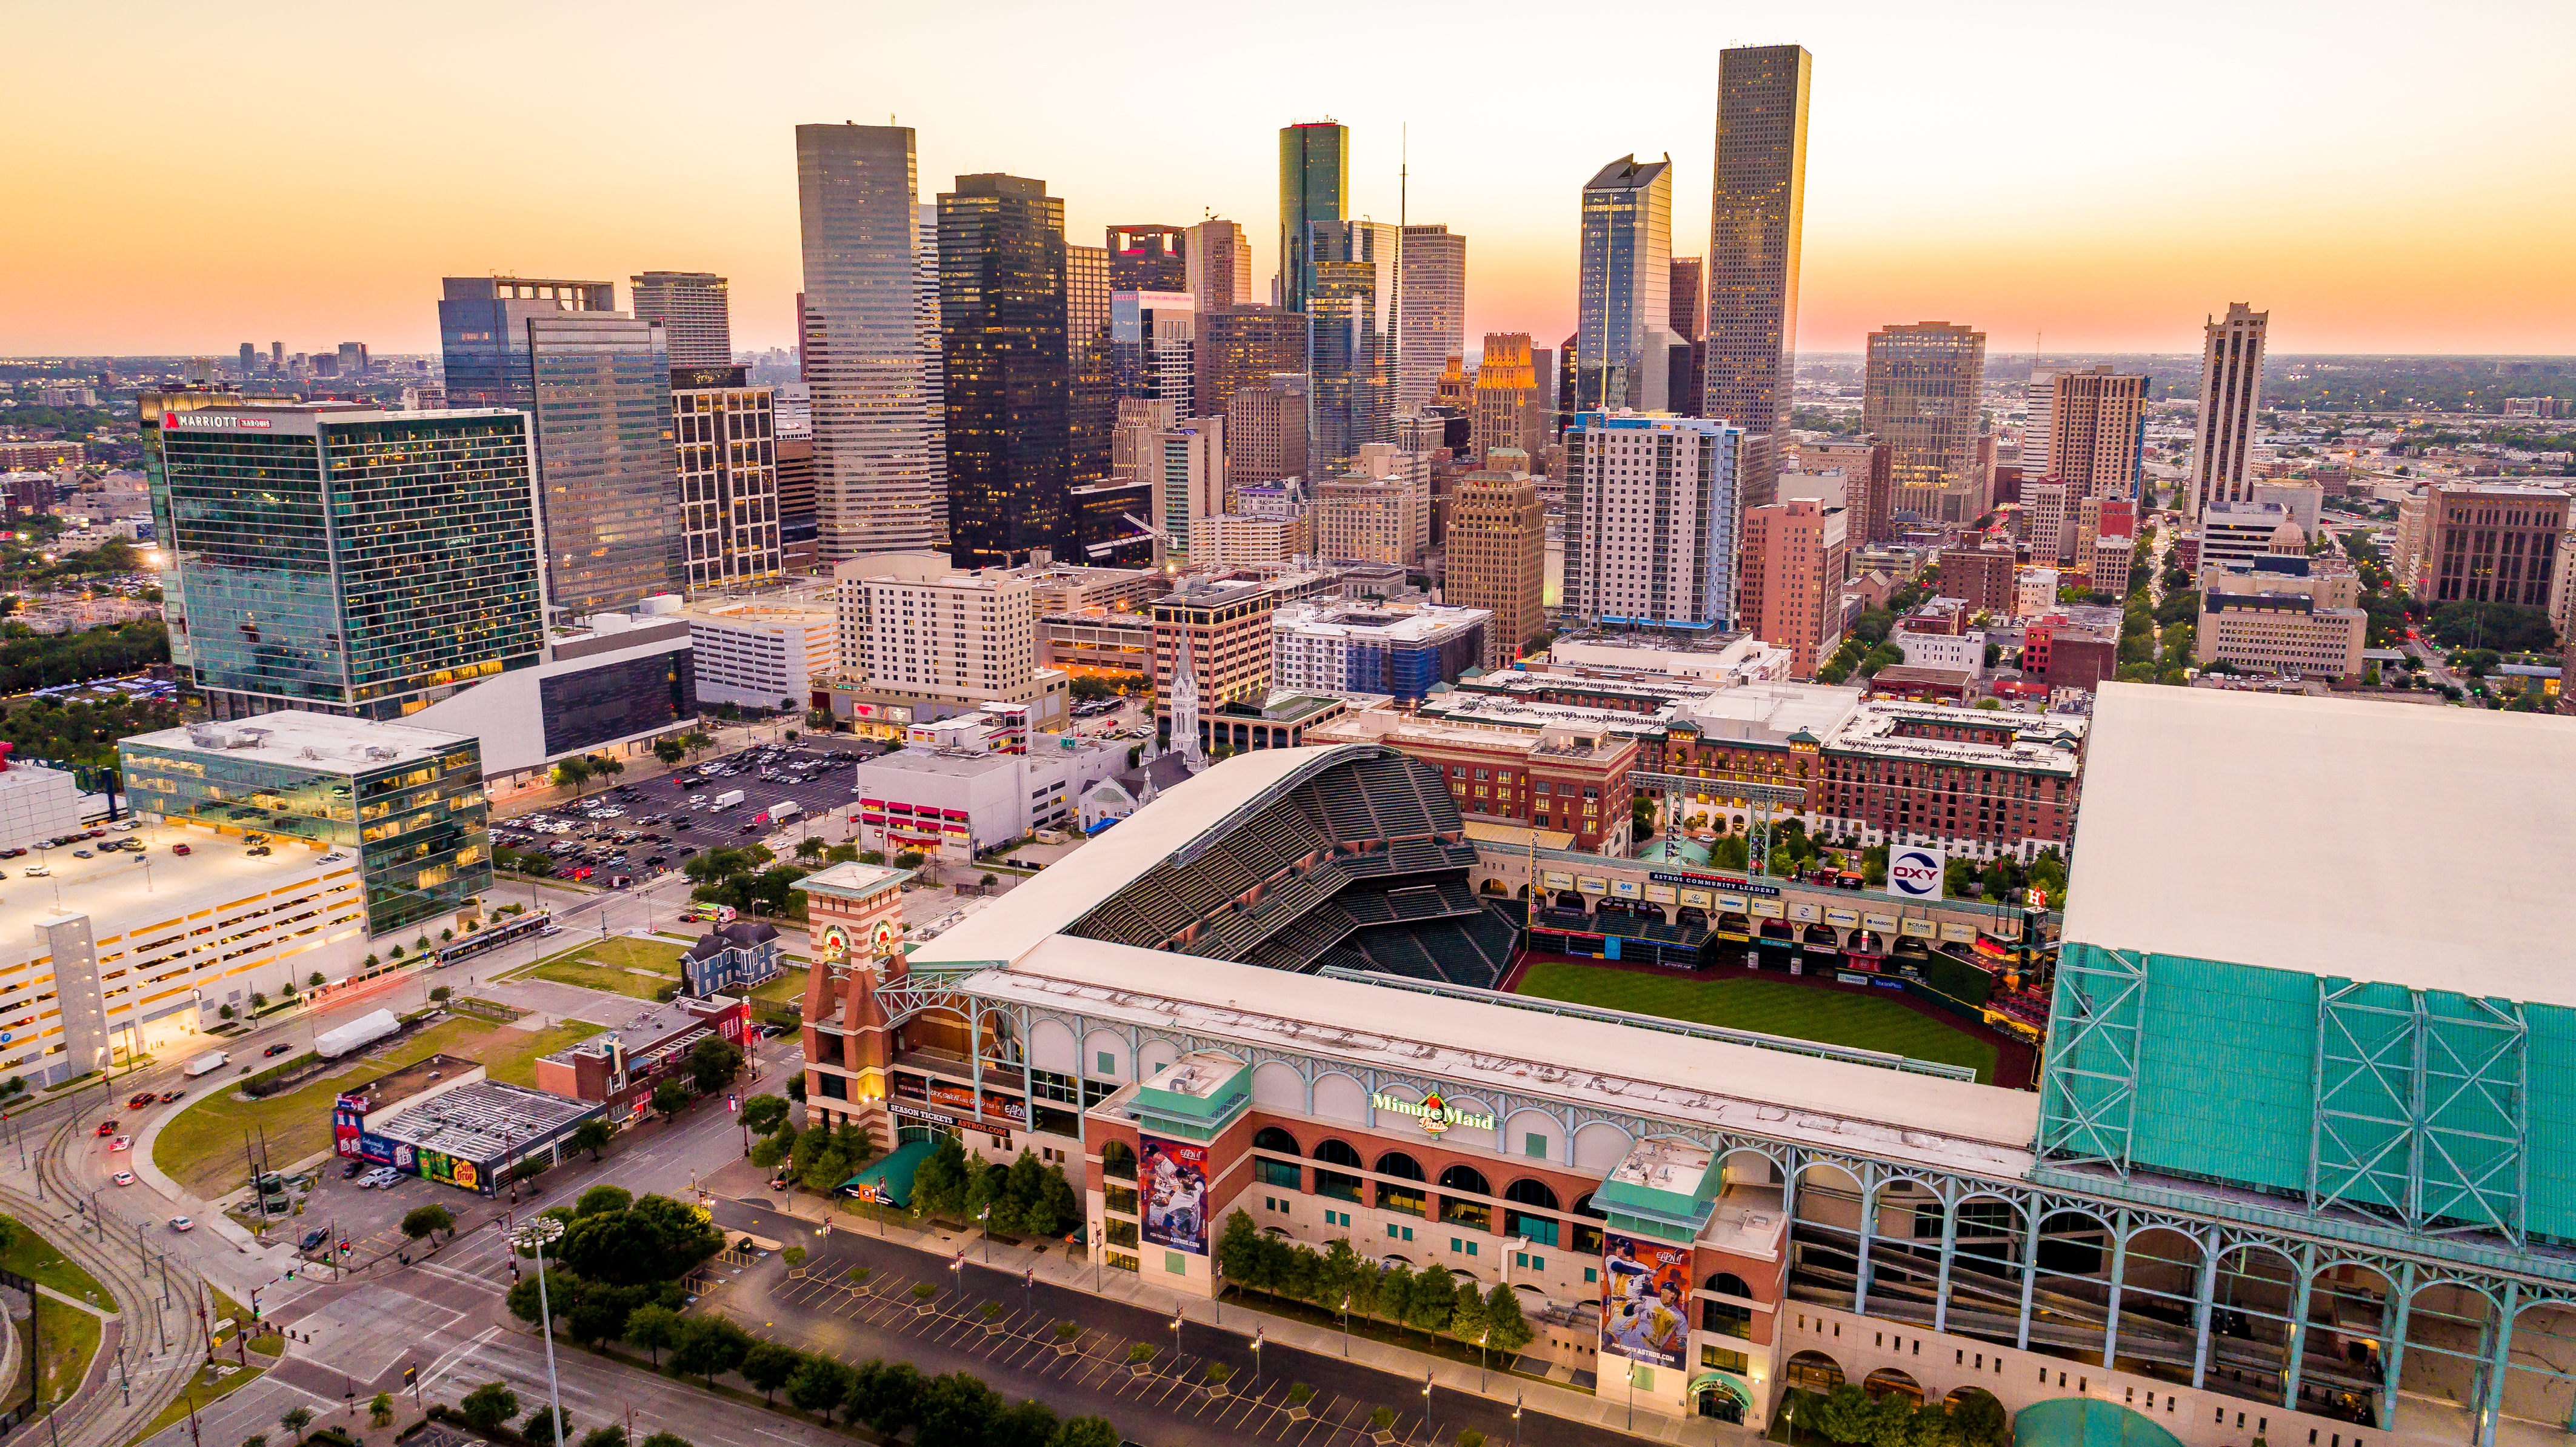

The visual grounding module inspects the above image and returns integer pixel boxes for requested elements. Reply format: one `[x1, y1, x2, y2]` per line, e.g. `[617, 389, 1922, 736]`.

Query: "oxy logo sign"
[1886, 845, 1946, 900]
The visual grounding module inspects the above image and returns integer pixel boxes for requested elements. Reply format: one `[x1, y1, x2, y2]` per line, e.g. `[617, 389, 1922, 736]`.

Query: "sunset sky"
[7, 0, 2571, 359]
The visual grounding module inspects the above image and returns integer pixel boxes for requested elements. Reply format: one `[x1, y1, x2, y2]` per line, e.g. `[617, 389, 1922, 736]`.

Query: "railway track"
[0, 1113, 205, 1447]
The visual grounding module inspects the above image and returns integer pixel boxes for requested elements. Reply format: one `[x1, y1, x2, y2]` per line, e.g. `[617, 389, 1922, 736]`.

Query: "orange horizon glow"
[4, 1, 2571, 360]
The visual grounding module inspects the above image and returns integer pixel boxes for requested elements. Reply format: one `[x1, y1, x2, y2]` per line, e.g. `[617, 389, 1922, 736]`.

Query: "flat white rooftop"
[2064, 684, 2576, 1005]
[1, 821, 347, 951]
[126, 710, 469, 771]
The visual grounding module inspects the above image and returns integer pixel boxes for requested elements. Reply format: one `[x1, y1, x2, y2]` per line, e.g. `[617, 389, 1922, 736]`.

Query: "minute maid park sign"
[1371, 1091, 1497, 1136]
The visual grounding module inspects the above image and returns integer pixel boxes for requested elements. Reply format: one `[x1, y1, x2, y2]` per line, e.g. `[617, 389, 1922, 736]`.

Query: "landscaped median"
[501, 937, 689, 1002]
[0, 1213, 112, 1414]
[150, 1016, 597, 1198]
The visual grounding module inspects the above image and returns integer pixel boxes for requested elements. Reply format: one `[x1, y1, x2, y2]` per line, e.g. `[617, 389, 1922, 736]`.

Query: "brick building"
[1935, 546, 2016, 616]
[1735, 499, 1850, 677]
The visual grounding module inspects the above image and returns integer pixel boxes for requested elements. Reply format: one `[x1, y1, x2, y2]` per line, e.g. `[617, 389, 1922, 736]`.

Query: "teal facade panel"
[2128, 954, 2315, 1194]
[2524, 1005, 2576, 1242]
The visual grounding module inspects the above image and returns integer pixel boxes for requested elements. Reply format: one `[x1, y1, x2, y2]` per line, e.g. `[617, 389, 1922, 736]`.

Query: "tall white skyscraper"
[2191, 302, 2268, 514]
[1185, 218, 1253, 316]
[2022, 362, 2067, 475]
[1396, 224, 1465, 416]
[796, 124, 938, 559]
[1574, 156, 1672, 415]
[1567, 412, 1743, 630]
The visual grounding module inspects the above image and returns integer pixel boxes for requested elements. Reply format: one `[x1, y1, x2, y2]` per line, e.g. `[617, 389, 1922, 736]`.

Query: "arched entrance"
[1692, 1372, 1751, 1423]
[1862, 1368, 1924, 1405]
[1783, 1349, 1844, 1393]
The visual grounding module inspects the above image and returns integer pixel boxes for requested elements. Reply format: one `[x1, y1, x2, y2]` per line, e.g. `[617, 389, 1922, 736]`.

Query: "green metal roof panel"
[836, 1138, 938, 1208]
[2012, 1397, 2187, 1447]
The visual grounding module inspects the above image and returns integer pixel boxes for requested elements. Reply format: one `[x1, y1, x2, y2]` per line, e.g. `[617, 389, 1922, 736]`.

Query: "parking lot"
[492, 740, 892, 885]
[290, 1156, 453, 1266]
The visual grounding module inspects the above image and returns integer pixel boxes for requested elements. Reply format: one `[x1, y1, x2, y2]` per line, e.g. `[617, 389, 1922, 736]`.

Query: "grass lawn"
[153, 1017, 512, 1197]
[35, 1303, 98, 1409]
[0, 1216, 110, 1304]
[484, 1022, 599, 1088]
[518, 937, 686, 1000]
[747, 965, 807, 1007]
[1512, 961, 1999, 1083]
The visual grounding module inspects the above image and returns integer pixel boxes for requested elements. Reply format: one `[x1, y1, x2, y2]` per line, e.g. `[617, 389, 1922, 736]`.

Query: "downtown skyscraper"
[938, 173, 1071, 568]
[1573, 156, 1672, 415]
[796, 124, 940, 558]
[1396, 224, 1466, 416]
[1703, 43, 1812, 511]
[1863, 322, 1988, 524]
[629, 271, 732, 367]
[438, 276, 681, 614]
[1278, 121, 1348, 313]
[1307, 219, 1400, 475]
[2191, 302, 2269, 514]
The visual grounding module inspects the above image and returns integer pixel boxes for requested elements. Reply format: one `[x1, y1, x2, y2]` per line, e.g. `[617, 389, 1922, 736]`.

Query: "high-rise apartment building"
[1397, 224, 1466, 416]
[938, 173, 1071, 568]
[1112, 291, 1196, 421]
[1313, 473, 1421, 567]
[1153, 416, 1226, 567]
[2191, 303, 2269, 514]
[1445, 450, 1546, 668]
[1737, 497, 1849, 678]
[438, 277, 681, 613]
[796, 124, 939, 558]
[1703, 44, 1811, 511]
[1107, 225, 1187, 294]
[150, 404, 546, 720]
[1573, 155, 1672, 414]
[832, 553, 1066, 728]
[1308, 219, 1400, 474]
[2418, 482, 2568, 608]
[630, 271, 732, 367]
[1801, 437, 1892, 545]
[1278, 121, 1349, 312]
[1566, 412, 1744, 630]
[1938, 545, 2017, 616]
[2047, 365, 2147, 501]
[671, 365, 782, 591]
[1202, 306, 1307, 425]
[1862, 322, 1988, 524]
[2021, 361, 2069, 475]
[1471, 334, 1550, 467]
[1224, 376, 1309, 490]
[1186, 218, 1253, 317]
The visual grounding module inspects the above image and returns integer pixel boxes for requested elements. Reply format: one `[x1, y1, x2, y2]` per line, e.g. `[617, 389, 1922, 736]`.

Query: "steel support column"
[2381, 1261, 2413, 1433]
[2189, 1232, 2221, 1389]
[1932, 1190, 1961, 1336]
[2101, 1211, 2131, 1370]
[1853, 1176, 1880, 1315]
[2017, 1200, 2041, 1351]
[2478, 1281, 2518, 1447]
[2281, 1245, 2315, 1408]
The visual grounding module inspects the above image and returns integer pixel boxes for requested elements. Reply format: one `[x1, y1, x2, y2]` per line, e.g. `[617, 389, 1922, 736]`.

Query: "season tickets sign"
[1139, 1134, 1211, 1256]
[1600, 1229, 1690, 1369]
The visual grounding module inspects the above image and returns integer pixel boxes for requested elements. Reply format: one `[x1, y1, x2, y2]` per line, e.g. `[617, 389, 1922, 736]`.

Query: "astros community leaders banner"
[1600, 1229, 1691, 1369]
[1139, 1134, 1211, 1256]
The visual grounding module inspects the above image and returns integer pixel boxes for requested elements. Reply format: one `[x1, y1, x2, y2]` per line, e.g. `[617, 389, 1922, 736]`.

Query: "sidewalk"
[707, 1160, 1739, 1447]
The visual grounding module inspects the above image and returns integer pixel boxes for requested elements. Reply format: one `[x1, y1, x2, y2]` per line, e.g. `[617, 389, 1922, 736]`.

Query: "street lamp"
[1478, 1329, 1489, 1392]
[1341, 1294, 1351, 1357]
[947, 1251, 963, 1309]
[1170, 1311, 1182, 1365]
[1250, 1328, 1262, 1393]
[1513, 1391, 1523, 1447]
[978, 1205, 990, 1262]
[509, 1216, 567, 1447]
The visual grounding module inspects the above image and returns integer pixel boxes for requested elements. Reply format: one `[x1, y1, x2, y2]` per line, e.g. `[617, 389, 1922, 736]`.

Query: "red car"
[126, 1092, 154, 1109]
[94, 1120, 117, 1137]
[170, 843, 192, 856]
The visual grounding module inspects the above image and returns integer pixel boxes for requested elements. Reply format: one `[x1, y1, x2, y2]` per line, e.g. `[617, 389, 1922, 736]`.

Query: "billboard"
[333, 1093, 368, 1157]
[1138, 1134, 1211, 1256]
[1886, 845, 1946, 900]
[1600, 1230, 1691, 1369]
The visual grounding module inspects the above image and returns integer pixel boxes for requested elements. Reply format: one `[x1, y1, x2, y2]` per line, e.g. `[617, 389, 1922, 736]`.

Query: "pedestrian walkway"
[706, 1160, 1738, 1447]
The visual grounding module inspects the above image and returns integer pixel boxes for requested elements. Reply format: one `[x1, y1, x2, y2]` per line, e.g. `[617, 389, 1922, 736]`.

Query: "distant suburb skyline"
[4, 0, 2571, 359]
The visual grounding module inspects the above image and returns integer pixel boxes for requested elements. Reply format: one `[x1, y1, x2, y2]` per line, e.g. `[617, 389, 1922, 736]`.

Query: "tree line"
[1213, 1209, 1536, 1359]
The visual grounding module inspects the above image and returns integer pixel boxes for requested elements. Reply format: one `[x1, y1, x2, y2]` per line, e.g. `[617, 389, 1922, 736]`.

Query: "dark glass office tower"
[150, 405, 547, 720]
[1066, 243, 1148, 566]
[1278, 121, 1348, 313]
[1307, 219, 1399, 475]
[1704, 43, 1812, 511]
[939, 173, 1072, 568]
[438, 278, 682, 613]
[1107, 225, 1187, 293]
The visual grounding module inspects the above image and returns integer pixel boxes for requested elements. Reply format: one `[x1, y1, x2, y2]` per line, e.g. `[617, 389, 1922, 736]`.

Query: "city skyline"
[10, 1, 2571, 359]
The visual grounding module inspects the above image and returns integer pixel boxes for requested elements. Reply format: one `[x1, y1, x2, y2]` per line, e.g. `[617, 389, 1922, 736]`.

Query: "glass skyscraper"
[1307, 219, 1400, 476]
[796, 124, 941, 559]
[150, 405, 547, 720]
[1574, 155, 1672, 416]
[1704, 44, 1812, 511]
[438, 277, 682, 614]
[938, 173, 1072, 568]
[1278, 121, 1348, 313]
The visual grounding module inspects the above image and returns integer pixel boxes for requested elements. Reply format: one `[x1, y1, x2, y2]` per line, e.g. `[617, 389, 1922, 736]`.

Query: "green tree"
[278, 1408, 313, 1445]
[638, 1434, 692, 1447]
[553, 756, 597, 799]
[668, 1316, 752, 1385]
[566, 1284, 641, 1347]
[400, 1204, 453, 1240]
[507, 1268, 577, 1327]
[1449, 1280, 1489, 1342]
[458, 1383, 519, 1436]
[1482, 1283, 1533, 1354]
[653, 740, 686, 767]
[570, 1119, 616, 1162]
[1406, 1265, 1458, 1340]
[522, 1406, 573, 1447]
[651, 1079, 693, 1117]
[689, 1037, 745, 1093]
[1048, 1418, 1120, 1447]
[368, 1393, 395, 1428]
[785, 1356, 854, 1422]
[739, 1094, 790, 1135]
[851, 1360, 924, 1439]
[1814, 1384, 1875, 1445]
[576, 1185, 633, 1218]
[989, 1397, 1059, 1447]
[577, 1429, 627, 1447]
[740, 1341, 803, 1404]
[915, 1372, 1000, 1447]
[622, 1303, 680, 1366]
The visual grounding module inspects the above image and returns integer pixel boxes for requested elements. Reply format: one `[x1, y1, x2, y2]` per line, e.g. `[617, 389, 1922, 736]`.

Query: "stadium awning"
[836, 1138, 938, 1208]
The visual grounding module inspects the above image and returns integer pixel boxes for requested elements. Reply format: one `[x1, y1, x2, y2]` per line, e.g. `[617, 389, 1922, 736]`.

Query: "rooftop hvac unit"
[363, 745, 399, 760]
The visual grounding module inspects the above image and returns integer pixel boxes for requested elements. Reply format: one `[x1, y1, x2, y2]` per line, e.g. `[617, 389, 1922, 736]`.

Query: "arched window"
[1570, 1190, 1607, 1255]
[1253, 1126, 1300, 1156]
[1374, 1152, 1425, 1181]
[1706, 1272, 1753, 1299]
[1504, 1179, 1560, 1211]
[1501, 1177, 1561, 1247]
[1102, 1139, 1136, 1180]
[1313, 1139, 1364, 1168]
[1437, 1164, 1490, 1196]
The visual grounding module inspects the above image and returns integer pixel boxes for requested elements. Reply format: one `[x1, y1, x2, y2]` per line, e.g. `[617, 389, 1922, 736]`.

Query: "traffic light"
[250, 1291, 263, 1320]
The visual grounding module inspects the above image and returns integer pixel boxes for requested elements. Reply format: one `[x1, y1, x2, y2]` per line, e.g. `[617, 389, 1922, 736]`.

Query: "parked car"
[341, 1160, 365, 1179]
[72, 850, 92, 859]
[22, 865, 47, 877]
[170, 843, 191, 856]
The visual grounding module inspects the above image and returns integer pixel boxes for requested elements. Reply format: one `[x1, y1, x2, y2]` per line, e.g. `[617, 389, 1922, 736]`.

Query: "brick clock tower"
[794, 862, 913, 1136]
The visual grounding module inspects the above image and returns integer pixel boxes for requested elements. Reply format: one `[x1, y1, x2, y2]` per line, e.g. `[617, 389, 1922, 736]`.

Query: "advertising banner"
[333, 1094, 368, 1157]
[1887, 845, 1946, 900]
[1600, 1230, 1691, 1370]
[1138, 1134, 1212, 1256]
